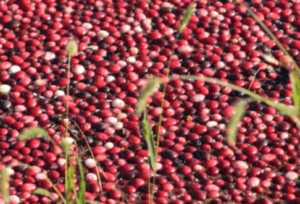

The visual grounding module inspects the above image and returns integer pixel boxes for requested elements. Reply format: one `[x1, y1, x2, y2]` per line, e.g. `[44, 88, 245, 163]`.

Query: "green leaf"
[66, 39, 78, 57]
[142, 110, 156, 171]
[178, 5, 194, 33]
[1, 168, 9, 204]
[137, 78, 162, 116]
[227, 101, 246, 145]
[77, 155, 86, 204]
[34, 188, 53, 200]
[61, 137, 71, 156]
[19, 127, 50, 141]
[290, 71, 300, 113]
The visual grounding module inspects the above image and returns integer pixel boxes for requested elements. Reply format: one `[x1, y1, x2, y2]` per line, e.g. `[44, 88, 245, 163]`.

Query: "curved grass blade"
[227, 100, 247, 145]
[0, 168, 9, 204]
[178, 5, 195, 33]
[290, 71, 300, 113]
[19, 127, 49, 141]
[175, 75, 298, 118]
[34, 188, 53, 201]
[76, 155, 86, 204]
[142, 110, 156, 171]
[45, 178, 66, 203]
[238, 2, 300, 73]
[69, 119, 103, 192]
[137, 78, 162, 116]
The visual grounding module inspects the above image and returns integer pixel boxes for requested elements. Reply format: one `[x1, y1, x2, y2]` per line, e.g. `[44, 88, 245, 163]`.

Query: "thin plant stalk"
[64, 40, 78, 202]
[46, 178, 66, 204]
[69, 119, 103, 191]
[238, 1, 300, 73]
[153, 5, 194, 201]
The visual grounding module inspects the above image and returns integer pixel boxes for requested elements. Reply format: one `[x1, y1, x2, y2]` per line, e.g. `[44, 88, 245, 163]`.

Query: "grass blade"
[137, 78, 162, 116]
[34, 188, 53, 200]
[178, 5, 194, 33]
[19, 127, 49, 141]
[76, 155, 86, 204]
[238, 2, 300, 73]
[61, 138, 71, 156]
[142, 110, 156, 171]
[69, 119, 102, 192]
[46, 178, 66, 203]
[227, 100, 247, 145]
[290, 71, 300, 112]
[175, 75, 298, 118]
[65, 159, 76, 204]
[0, 168, 9, 204]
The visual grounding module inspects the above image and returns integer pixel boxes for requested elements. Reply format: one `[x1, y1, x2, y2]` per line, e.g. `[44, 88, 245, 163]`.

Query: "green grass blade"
[76, 155, 86, 204]
[137, 78, 162, 116]
[46, 178, 66, 203]
[290, 71, 300, 112]
[65, 160, 76, 204]
[178, 5, 194, 33]
[69, 119, 102, 192]
[175, 75, 298, 118]
[34, 188, 53, 200]
[61, 138, 71, 156]
[142, 110, 156, 171]
[1, 168, 9, 204]
[238, 2, 300, 73]
[85, 201, 103, 204]
[19, 127, 49, 140]
[227, 101, 246, 145]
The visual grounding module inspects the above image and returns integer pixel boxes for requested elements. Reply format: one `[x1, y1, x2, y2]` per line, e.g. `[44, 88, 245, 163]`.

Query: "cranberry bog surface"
[1, 0, 300, 204]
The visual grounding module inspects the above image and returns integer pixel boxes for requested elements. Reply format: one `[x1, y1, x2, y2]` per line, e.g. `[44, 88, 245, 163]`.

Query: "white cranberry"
[55, 90, 65, 97]
[206, 121, 218, 128]
[117, 113, 127, 120]
[82, 22, 93, 30]
[105, 75, 116, 83]
[72, 64, 85, 75]
[85, 173, 98, 183]
[64, 137, 74, 144]
[0, 84, 11, 94]
[57, 158, 66, 166]
[85, 158, 96, 169]
[9, 195, 20, 204]
[112, 99, 125, 109]
[104, 117, 118, 125]
[126, 56, 136, 63]
[134, 26, 143, 33]
[8, 65, 21, 74]
[285, 171, 298, 181]
[105, 142, 114, 150]
[114, 122, 123, 130]
[35, 173, 48, 180]
[98, 30, 109, 38]
[43, 52, 56, 61]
